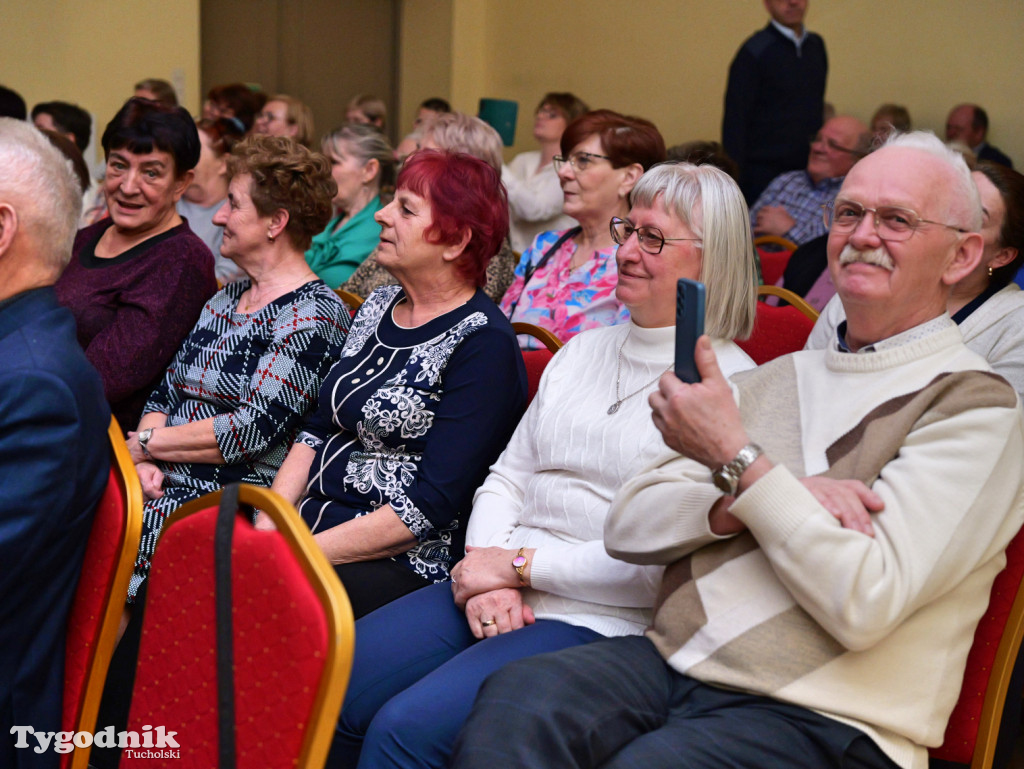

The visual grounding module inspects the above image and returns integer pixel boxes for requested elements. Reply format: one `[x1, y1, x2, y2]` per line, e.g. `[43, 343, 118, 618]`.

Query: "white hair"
[883, 130, 983, 231]
[630, 161, 757, 339]
[0, 118, 82, 270]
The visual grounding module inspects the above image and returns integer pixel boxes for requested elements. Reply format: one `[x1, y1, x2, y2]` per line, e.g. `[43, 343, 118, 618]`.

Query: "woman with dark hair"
[123, 134, 352, 601]
[499, 109, 667, 348]
[54, 97, 218, 431]
[808, 159, 1024, 396]
[177, 117, 247, 283]
[305, 123, 394, 287]
[266, 149, 527, 619]
[503, 92, 589, 252]
[202, 82, 265, 131]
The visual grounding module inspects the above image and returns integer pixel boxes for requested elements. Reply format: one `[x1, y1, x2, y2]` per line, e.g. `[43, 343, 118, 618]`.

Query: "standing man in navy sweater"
[722, 0, 828, 204]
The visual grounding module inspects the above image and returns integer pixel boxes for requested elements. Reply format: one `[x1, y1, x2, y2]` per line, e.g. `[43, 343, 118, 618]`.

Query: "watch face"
[713, 471, 734, 495]
[512, 556, 527, 568]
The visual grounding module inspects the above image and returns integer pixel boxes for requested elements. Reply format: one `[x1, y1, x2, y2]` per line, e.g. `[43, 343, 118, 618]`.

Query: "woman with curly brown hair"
[122, 133, 353, 602]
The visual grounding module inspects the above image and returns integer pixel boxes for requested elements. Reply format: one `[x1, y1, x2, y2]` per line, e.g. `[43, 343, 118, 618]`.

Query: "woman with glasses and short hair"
[498, 109, 666, 349]
[325, 161, 758, 769]
[502, 92, 589, 252]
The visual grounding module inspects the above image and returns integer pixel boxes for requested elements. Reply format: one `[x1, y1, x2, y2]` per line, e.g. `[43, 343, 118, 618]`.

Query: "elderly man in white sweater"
[453, 131, 1024, 769]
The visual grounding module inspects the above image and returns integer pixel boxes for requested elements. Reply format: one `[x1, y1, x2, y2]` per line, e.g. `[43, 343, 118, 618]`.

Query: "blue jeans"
[326, 580, 601, 769]
[452, 635, 900, 769]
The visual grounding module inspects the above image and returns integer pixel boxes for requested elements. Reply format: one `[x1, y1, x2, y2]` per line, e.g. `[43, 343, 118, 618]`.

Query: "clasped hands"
[651, 336, 883, 537]
[753, 204, 796, 237]
[126, 429, 164, 501]
[451, 545, 535, 640]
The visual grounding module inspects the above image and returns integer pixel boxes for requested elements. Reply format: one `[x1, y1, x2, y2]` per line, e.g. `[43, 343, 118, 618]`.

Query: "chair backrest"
[512, 322, 563, 404]
[334, 288, 364, 315]
[122, 485, 354, 769]
[754, 235, 798, 287]
[62, 416, 143, 769]
[734, 287, 818, 365]
[929, 524, 1024, 768]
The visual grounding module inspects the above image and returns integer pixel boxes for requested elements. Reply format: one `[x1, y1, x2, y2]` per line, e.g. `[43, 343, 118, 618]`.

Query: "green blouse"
[305, 195, 383, 288]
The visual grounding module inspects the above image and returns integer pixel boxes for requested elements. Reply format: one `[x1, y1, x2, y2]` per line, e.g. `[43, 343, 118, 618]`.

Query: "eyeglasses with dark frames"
[552, 151, 612, 174]
[822, 200, 969, 242]
[609, 216, 703, 255]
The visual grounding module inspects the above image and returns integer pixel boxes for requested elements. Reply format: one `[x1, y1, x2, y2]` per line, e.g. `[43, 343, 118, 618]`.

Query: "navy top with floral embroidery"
[297, 285, 527, 582]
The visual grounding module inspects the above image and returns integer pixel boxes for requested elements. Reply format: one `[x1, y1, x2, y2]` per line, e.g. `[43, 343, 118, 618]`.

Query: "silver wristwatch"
[712, 443, 763, 497]
[138, 428, 154, 460]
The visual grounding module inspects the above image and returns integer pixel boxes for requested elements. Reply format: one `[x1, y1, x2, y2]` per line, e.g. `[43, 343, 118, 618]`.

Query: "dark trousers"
[452, 635, 901, 769]
[327, 580, 601, 769]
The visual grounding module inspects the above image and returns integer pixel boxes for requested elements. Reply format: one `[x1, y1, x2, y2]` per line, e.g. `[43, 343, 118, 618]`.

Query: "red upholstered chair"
[122, 484, 355, 769]
[929, 525, 1024, 769]
[754, 235, 797, 287]
[513, 321, 564, 404]
[735, 286, 819, 365]
[62, 416, 143, 769]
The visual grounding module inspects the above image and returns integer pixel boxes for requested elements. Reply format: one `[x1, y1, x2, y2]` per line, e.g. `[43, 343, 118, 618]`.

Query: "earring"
[267, 231, 275, 243]
[988, 265, 994, 278]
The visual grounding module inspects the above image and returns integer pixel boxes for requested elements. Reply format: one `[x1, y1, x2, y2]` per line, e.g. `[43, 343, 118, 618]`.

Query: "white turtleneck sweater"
[467, 321, 755, 637]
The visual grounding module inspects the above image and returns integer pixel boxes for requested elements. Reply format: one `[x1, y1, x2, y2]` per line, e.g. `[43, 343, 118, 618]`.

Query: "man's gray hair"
[0, 118, 82, 270]
[883, 130, 983, 232]
[630, 161, 757, 340]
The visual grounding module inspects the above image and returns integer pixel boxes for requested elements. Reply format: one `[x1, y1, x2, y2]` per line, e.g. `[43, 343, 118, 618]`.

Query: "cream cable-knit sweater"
[607, 318, 1024, 769]
[467, 321, 754, 638]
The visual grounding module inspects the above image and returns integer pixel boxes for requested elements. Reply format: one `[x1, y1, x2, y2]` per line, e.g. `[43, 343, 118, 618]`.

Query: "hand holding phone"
[675, 278, 706, 383]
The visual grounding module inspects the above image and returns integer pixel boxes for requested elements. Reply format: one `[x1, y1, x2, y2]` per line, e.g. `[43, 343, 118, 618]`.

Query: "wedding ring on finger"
[481, 618, 497, 627]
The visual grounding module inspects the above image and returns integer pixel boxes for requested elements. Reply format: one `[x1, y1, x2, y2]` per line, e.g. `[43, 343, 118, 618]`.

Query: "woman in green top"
[306, 123, 394, 287]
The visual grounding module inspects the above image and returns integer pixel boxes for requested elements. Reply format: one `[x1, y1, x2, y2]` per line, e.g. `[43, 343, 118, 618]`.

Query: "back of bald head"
[0, 118, 82, 274]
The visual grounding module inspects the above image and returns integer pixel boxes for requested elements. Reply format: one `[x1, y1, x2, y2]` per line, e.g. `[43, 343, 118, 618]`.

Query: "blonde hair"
[630, 162, 757, 340]
[423, 112, 503, 171]
[268, 94, 315, 148]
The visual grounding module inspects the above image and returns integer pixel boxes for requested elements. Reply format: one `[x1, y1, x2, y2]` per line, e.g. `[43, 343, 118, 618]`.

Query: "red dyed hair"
[397, 149, 509, 287]
[560, 109, 666, 171]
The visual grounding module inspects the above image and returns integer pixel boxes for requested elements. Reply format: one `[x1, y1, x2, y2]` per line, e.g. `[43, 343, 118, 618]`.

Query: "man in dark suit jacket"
[722, 0, 828, 204]
[0, 118, 109, 769]
[946, 103, 1014, 169]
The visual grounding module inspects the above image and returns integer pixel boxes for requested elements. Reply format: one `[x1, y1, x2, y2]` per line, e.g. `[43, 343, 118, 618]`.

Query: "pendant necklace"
[607, 330, 671, 415]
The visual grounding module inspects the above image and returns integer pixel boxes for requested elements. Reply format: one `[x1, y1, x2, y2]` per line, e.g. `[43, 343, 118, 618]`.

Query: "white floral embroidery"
[341, 286, 400, 359]
[406, 312, 487, 385]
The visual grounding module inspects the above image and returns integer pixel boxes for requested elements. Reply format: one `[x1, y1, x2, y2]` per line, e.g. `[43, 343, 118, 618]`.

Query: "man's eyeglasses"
[609, 216, 702, 255]
[810, 135, 866, 158]
[553, 151, 611, 174]
[822, 200, 969, 242]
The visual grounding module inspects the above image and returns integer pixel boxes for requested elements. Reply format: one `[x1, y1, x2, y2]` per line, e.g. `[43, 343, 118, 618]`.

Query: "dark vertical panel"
[201, 0, 398, 145]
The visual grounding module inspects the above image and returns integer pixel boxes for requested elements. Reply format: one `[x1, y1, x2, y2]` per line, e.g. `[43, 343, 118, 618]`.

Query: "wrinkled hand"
[465, 588, 535, 639]
[801, 476, 883, 537]
[126, 430, 146, 465]
[136, 461, 164, 501]
[450, 546, 521, 607]
[649, 337, 749, 469]
[754, 205, 796, 237]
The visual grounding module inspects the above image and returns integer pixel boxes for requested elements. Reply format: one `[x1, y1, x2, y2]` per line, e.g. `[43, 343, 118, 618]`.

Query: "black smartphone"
[675, 278, 706, 383]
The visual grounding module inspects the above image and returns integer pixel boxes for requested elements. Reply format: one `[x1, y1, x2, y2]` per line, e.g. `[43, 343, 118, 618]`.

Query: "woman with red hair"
[266, 149, 527, 618]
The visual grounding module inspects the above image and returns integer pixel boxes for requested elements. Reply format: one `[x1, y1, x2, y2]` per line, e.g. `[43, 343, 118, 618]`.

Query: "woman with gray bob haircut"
[625, 161, 758, 341]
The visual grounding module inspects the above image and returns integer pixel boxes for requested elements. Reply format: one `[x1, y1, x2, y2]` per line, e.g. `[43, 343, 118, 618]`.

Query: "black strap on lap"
[215, 483, 240, 769]
[504, 226, 581, 320]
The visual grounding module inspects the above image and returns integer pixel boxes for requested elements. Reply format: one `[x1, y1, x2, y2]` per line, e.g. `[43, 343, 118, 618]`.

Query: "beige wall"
[0, 0, 200, 167]
[405, 0, 1024, 166]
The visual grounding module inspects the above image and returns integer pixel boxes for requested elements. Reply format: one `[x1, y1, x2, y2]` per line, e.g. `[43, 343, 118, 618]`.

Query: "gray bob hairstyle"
[629, 161, 758, 340]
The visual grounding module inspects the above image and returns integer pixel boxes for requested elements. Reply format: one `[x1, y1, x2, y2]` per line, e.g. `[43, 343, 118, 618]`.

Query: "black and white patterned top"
[143, 279, 351, 496]
[297, 285, 527, 582]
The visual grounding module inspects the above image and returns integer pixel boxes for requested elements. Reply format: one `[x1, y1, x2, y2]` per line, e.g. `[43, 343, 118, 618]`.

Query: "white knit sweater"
[467, 321, 754, 637]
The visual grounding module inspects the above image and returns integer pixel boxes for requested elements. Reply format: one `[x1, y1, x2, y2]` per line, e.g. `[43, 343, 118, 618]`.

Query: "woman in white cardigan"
[325, 162, 759, 769]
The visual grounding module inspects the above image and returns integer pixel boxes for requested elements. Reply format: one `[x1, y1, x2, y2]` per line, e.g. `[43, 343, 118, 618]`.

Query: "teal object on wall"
[478, 98, 518, 147]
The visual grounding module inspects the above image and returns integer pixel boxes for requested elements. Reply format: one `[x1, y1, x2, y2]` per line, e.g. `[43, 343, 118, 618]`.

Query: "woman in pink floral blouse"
[499, 110, 666, 349]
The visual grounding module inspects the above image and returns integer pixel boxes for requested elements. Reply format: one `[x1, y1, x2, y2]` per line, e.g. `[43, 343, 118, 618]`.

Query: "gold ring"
[481, 618, 497, 627]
